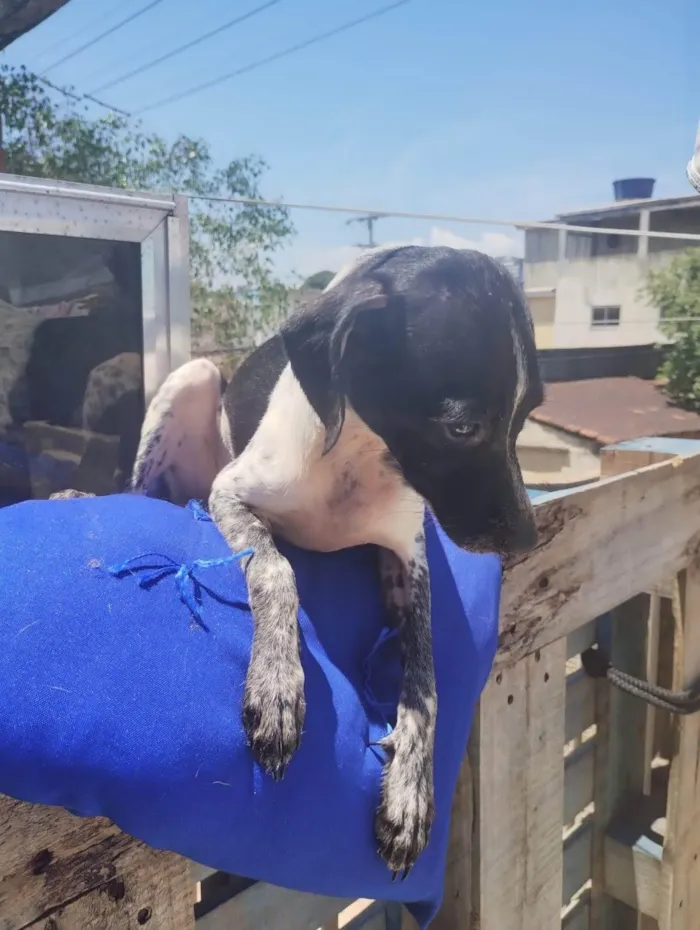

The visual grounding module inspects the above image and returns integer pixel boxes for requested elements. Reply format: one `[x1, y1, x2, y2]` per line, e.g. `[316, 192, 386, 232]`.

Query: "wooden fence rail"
[2, 437, 700, 929]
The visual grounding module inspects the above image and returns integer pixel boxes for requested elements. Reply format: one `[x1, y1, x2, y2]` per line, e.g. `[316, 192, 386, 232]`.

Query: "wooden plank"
[563, 822, 592, 906]
[567, 621, 596, 660]
[473, 639, 566, 930]
[563, 896, 591, 930]
[564, 743, 595, 825]
[590, 596, 652, 929]
[564, 442, 683, 930]
[340, 902, 400, 930]
[195, 882, 350, 930]
[337, 900, 374, 927]
[599, 445, 677, 478]
[355, 913, 384, 930]
[190, 863, 218, 885]
[0, 797, 124, 927]
[604, 834, 661, 920]
[637, 594, 661, 930]
[22, 843, 192, 929]
[657, 562, 700, 930]
[0, 795, 192, 930]
[195, 872, 256, 920]
[565, 671, 596, 744]
[641, 594, 662, 796]
[498, 449, 700, 667]
[654, 596, 676, 762]
[603, 793, 664, 923]
[432, 754, 474, 930]
[600, 438, 700, 475]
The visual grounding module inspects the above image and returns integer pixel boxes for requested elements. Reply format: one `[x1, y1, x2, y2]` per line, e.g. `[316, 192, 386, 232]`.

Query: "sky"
[2, 0, 698, 281]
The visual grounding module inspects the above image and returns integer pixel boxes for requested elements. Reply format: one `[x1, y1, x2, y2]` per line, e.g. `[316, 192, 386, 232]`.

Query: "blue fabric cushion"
[0, 495, 500, 927]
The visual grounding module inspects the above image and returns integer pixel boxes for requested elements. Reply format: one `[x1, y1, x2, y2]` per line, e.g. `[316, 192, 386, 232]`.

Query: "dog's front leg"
[376, 536, 436, 878]
[210, 466, 305, 780]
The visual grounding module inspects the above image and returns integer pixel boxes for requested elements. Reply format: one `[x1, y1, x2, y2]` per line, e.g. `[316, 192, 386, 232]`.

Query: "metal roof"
[552, 193, 700, 225]
[530, 377, 700, 446]
[0, 0, 70, 52]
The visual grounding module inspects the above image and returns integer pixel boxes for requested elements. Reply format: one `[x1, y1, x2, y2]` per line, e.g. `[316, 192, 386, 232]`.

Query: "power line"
[90, 0, 286, 95]
[42, 0, 166, 75]
[134, 0, 413, 114]
[186, 193, 700, 243]
[32, 0, 124, 69]
[38, 75, 130, 116]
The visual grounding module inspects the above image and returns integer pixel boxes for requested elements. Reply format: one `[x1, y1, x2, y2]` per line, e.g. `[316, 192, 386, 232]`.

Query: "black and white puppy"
[64, 245, 543, 877]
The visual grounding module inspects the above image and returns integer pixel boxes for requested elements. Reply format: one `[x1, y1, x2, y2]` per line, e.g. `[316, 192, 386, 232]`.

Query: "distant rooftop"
[530, 377, 700, 447]
[552, 193, 700, 225]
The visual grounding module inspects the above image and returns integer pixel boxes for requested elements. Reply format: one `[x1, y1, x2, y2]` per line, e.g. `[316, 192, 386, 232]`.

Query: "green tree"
[0, 64, 294, 349]
[645, 248, 700, 412]
[302, 270, 335, 291]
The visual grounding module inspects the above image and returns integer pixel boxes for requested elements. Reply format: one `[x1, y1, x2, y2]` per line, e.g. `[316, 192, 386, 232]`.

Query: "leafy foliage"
[645, 248, 700, 411]
[0, 64, 294, 348]
[302, 270, 335, 291]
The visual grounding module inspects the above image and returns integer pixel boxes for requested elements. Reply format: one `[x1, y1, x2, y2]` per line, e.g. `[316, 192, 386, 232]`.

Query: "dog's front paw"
[375, 732, 435, 879]
[243, 658, 306, 780]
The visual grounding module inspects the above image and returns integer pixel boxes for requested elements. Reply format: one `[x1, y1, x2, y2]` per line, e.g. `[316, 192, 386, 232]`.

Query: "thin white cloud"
[280, 226, 521, 281]
[426, 226, 521, 256]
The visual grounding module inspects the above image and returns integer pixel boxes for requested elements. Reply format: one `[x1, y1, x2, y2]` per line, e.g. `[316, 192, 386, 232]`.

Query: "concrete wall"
[528, 295, 555, 349]
[524, 252, 680, 349]
[523, 204, 700, 350]
[516, 419, 601, 487]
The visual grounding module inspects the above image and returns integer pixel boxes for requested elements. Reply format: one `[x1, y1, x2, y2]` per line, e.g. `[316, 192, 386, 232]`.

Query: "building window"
[606, 234, 621, 250]
[591, 306, 621, 327]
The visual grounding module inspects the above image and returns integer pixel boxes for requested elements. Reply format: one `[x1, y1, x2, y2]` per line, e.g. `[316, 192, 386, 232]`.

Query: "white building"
[523, 182, 700, 349]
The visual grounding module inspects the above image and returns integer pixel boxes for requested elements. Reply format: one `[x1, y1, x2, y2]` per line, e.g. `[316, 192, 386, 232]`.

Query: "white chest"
[230, 365, 424, 556]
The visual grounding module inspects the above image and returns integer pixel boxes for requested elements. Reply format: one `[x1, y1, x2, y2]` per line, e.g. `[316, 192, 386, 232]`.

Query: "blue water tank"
[613, 178, 656, 201]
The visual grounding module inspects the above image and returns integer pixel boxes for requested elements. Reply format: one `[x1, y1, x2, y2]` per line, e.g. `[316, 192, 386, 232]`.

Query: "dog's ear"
[282, 285, 393, 454]
[323, 290, 388, 454]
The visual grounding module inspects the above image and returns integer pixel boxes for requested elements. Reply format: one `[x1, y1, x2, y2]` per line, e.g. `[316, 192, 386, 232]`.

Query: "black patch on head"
[285, 245, 543, 555]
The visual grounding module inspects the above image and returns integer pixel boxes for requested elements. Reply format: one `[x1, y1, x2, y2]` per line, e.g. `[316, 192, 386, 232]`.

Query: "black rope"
[581, 645, 700, 716]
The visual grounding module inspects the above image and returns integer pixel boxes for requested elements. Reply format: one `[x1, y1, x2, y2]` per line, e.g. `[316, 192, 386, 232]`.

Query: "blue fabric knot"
[187, 499, 212, 522]
[107, 548, 253, 630]
[107, 499, 251, 628]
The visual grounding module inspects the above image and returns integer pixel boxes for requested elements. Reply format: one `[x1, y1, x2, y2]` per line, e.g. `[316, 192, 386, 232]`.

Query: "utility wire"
[38, 75, 130, 116]
[32, 0, 123, 69]
[134, 0, 413, 114]
[90, 0, 286, 95]
[42, 0, 166, 75]
[186, 193, 700, 242]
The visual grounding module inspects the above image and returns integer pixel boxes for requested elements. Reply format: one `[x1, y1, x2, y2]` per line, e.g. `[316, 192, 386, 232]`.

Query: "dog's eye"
[445, 421, 485, 444]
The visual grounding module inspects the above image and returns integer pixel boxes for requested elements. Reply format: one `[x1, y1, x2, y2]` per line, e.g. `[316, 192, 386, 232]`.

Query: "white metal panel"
[0, 176, 191, 395]
[0, 174, 176, 209]
[141, 220, 172, 404]
[0, 188, 168, 243]
[167, 194, 192, 369]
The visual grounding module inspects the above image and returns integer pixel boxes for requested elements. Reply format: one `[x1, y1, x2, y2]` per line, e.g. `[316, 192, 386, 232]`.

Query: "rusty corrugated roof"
[530, 377, 700, 446]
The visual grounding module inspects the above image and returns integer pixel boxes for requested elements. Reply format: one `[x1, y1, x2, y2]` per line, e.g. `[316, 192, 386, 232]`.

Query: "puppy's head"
[284, 245, 543, 557]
